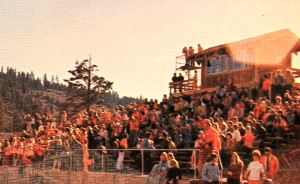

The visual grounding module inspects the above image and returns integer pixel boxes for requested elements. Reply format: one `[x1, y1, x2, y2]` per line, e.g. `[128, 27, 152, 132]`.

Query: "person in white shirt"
[232, 124, 241, 143]
[244, 150, 266, 184]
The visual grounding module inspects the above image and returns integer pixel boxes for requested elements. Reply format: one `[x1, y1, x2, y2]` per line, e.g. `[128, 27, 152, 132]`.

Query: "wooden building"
[170, 29, 300, 95]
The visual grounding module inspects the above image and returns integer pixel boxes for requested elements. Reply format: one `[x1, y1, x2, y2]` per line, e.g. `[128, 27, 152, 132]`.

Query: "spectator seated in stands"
[167, 152, 179, 168]
[165, 159, 181, 184]
[220, 132, 235, 168]
[270, 113, 288, 138]
[146, 152, 168, 184]
[238, 126, 255, 159]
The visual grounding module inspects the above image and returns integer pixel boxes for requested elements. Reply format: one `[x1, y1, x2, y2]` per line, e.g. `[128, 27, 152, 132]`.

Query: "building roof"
[206, 29, 300, 66]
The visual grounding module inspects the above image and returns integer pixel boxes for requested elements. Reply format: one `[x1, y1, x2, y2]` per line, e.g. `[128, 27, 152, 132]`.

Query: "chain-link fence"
[0, 148, 204, 184]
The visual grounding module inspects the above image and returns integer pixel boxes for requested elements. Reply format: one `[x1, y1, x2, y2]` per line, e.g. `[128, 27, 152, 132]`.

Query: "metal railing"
[0, 148, 219, 179]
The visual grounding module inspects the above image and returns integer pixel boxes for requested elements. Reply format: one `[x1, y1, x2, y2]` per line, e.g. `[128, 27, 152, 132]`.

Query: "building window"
[228, 50, 251, 71]
[207, 50, 251, 75]
[206, 55, 227, 75]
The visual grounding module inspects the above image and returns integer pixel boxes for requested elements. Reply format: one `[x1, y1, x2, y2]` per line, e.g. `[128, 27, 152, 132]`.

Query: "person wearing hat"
[259, 147, 279, 181]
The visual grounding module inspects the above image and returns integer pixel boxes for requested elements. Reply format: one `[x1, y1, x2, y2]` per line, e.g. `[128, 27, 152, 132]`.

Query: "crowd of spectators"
[0, 70, 299, 183]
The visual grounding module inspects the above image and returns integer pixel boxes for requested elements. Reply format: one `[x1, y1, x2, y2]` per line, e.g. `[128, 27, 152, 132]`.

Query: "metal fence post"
[69, 151, 72, 171]
[193, 149, 196, 179]
[101, 152, 104, 172]
[141, 149, 144, 176]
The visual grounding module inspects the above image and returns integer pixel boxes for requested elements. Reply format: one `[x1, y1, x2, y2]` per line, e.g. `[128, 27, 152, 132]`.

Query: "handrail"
[169, 80, 195, 89]
[1, 147, 235, 182]
[169, 79, 194, 85]
[216, 150, 223, 184]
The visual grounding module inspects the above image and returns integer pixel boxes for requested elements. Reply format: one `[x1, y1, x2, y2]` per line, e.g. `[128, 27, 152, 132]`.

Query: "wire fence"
[1, 147, 298, 184]
[0, 148, 204, 184]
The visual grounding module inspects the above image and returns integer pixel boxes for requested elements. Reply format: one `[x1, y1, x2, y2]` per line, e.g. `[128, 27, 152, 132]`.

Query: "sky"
[0, 0, 300, 100]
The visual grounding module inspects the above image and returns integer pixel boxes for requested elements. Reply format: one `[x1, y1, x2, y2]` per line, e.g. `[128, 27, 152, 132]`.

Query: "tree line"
[0, 61, 142, 132]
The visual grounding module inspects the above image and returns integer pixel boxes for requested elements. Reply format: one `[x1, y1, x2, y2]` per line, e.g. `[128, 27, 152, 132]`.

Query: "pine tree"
[51, 75, 55, 84]
[33, 78, 43, 90]
[56, 75, 59, 84]
[64, 58, 113, 113]
[43, 73, 50, 90]
[12, 114, 23, 131]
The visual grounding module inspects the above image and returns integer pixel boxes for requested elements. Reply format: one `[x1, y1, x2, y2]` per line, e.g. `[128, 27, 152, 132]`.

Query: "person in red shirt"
[253, 101, 264, 120]
[76, 114, 84, 128]
[261, 107, 271, 126]
[262, 75, 271, 99]
[198, 44, 203, 53]
[116, 133, 128, 170]
[243, 126, 255, 149]
[82, 139, 92, 172]
[46, 125, 56, 137]
[129, 116, 139, 147]
[204, 121, 221, 151]
[259, 147, 279, 181]
[33, 138, 45, 163]
[79, 129, 87, 144]
[3, 140, 12, 165]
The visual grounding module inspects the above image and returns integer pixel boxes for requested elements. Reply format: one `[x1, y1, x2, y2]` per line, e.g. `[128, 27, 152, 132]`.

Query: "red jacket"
[259, 154, 279, 177]
[262, 79, 271, 91]
[204, 127, 221, 151]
